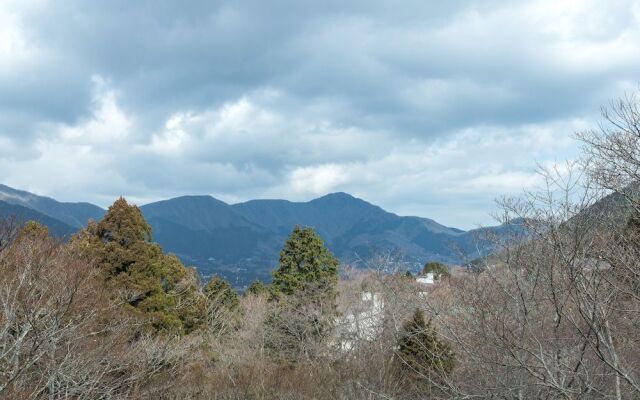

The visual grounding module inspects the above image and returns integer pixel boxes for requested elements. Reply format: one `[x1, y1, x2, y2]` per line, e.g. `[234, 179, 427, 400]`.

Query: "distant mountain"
[138, 192, 505, 286]
[0, 184, 105, 228]
[0, 200, 76, 236]
[140, 196, 279, 261]
[0, 184, 511, 288]
[565, 186, 637, 231]
[234, 192, 462, 238]
[233, 193, 480, 264]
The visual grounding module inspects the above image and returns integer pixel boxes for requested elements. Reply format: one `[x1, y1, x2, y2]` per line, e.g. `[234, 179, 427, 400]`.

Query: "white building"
[415, 272, 435, 285]
[335, 273, 438, 351]
[336, 291, 384, 351]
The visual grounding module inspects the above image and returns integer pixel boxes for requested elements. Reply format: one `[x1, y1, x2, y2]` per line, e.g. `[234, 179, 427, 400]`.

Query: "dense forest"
[2, 95, 640, 399]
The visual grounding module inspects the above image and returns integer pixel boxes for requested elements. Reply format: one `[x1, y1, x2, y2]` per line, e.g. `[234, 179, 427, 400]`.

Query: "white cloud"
[289, 164, 352, 196]
[57, 76, 131, 144]
[149, 113, 190, 156]
[0, 2, 33, 68]
[1, 0, 638, 228]
[0, 136, 16, 156]
[0, 74, 598, 228]
[1, 78, 131, 201]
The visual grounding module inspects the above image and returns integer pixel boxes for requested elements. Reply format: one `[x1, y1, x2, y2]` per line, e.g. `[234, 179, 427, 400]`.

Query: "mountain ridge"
[0, 199, 77, 236]
[0, 184, 105, 228]
[0, 184, 505, 286]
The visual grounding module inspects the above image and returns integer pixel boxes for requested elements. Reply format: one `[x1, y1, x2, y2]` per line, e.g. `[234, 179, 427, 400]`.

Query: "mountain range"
[0, 184, 509, 287]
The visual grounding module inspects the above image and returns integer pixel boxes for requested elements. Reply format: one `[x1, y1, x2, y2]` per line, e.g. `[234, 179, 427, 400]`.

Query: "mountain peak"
[312, 192, 361, 204]
[156, 194, 227, 205]
[310, 192, 385, 214]
[321, 192, 355, 199]
[140, 194, 258, 232]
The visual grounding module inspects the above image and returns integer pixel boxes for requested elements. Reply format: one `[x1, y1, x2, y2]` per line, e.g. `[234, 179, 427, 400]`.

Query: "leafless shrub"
[0, 222, 131, 398]
[421, 161, 640, 398]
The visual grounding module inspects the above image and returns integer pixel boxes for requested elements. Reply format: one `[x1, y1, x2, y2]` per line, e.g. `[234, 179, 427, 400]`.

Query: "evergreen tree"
[398, 309, 455, 379]
[96, 197, 151, 246]
[271, 225, 338, 299]
[265, 226, 339, 360]
[422, 262, 450, 279]
[72, 197, 205, 334]
[204, 276, 240, 311]
[246, 280, 268, 296]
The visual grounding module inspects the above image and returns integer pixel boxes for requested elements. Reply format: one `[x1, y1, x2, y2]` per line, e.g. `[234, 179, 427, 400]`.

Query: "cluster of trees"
[0, 194, 455, 398]
[0, 199, 360, 397]
[422, 261, 450, 279]
[2, 92, 640, 399]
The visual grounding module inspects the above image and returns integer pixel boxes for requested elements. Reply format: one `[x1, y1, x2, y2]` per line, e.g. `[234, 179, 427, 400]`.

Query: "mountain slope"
[0, 184, 105, 228]
[140, 196, 280, 269]
[233, 193, 469, 264]
[142, 195, 260, 231]
[138, 192, 511, 286]
[0, 200, 76, 237]
[233, 192, 461, 240]
[137, 192, 493, 285]
[0, 184, 512, 287]
[232, 192, 393, 239]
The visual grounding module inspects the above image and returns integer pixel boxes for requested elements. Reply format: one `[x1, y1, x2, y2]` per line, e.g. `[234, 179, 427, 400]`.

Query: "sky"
[1, 0, 639, 229]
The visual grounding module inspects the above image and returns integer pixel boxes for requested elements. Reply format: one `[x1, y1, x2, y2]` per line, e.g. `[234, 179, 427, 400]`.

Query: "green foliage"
[73, 197, 205, 335]
[398, 309, 455, 379]
[422, 262, 450, 279]
[266, 226, 339, 360]
[204, 276, 240, 311]
[96, 197, 151, 245]
[246, 280, 268, 296]
[271, 226, 338, 299]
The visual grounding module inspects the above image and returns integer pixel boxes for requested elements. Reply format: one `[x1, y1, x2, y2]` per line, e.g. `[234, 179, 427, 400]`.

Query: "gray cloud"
[0, 0, 639, 228]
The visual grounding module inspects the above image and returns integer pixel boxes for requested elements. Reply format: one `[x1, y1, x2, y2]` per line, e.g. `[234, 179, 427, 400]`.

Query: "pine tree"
[96, 197, 151, 246]
[398, 309, 455, 379]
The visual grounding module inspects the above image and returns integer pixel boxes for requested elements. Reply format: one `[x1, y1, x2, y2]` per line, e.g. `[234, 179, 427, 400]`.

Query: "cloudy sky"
[1, 0, 639, 228]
